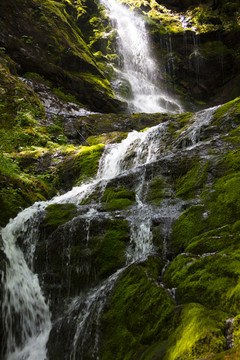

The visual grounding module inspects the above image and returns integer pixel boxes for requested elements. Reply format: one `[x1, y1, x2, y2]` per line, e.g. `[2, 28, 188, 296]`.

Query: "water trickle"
[101, 0, 182, 113]
[173, 105, 220, 150]
[69, 268, 126, 360]
[84, 208, 98, 243]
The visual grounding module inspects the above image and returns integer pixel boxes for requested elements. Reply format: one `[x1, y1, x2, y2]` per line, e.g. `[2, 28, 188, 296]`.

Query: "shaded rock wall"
[0, 0, 126, 112]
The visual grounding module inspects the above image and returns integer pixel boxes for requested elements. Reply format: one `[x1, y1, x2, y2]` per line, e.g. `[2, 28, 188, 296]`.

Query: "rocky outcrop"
[120, 0, 239, 109]
[0, 0, 239, 111]
[0, 0, 240, 358]
[0, 0, 126, 113]
[10, 96, 240, 360]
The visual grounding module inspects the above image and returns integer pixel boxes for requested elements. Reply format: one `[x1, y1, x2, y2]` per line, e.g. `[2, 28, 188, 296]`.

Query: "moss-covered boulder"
[101, 256, 175, 360]
[35, 213, 130, 313]
[0, 0, 127, 113]
[56, 144, 105, 190]
[41, 203, 78, 236]
[102, 186, 135, 210]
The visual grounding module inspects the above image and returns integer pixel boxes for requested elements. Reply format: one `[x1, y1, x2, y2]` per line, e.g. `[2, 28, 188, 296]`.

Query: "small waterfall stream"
[1, 206, 51, 360]
[100, 0, 182, 113]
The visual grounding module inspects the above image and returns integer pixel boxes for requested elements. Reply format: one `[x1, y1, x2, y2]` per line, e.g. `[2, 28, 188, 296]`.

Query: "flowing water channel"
[0, 105, 220, 359]
[100, 0, 182, 113]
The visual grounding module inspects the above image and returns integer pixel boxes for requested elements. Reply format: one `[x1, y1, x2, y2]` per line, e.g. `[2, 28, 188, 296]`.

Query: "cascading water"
[1, 206, 51, 360]
[1, 106, 220, 359]
[100, 0, 182, 113]
[0, 121, 169, 359]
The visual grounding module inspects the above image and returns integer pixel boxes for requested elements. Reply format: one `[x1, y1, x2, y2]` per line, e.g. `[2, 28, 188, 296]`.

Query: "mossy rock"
[146, 176, 165, 203]
[163, 303, 226, 360]
[0, 169, 51, 227]
[206, 172, 240, 228]
[42, 203, 77, 236]
[57, 144, 104, 190]
[92, 219, 130, 278]
[212, 97, 240, 131]
[171, 205, 207, 254]
[176, 160, 209, 200]
[101, 256, 175, 360]
[102, 186, 135, 211]
[86, 131, 128, 145]
[185, 225, 239, 254]
[141, 302, 227, 359]
[207, 345, 240, 360]
[0, 0, 126, 113]
[163, 252, 240, 314]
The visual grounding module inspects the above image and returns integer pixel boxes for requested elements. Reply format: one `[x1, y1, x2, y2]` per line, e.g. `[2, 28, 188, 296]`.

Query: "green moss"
[207, 173, 240, 228]
[102, 186, 135, 211]
[86, 131, 128, 145]
[163, 303, 226, 360]
[42, 203, 77, 234]
[189, 4, 239, 33]
[208, 345, 240, 360]
[0, 148, 53, 227]
[92, 219, 129, 278]
[232, 220, 240, 233]
[146, 177, 165, 203]
[104, 198, 134, 210]
[52, 87, 81, 104]
[101, 257, 175, 360]
[81, 72, 114, 97]
[212, 97, 240, 129]
[222, 149, 240, 173]
[171, 205, 207, 254]
[176, 160, 209, 200]
[175, 113, 194, 128]
[164, 252, 240, 314]
[23, 72, 52, 86]
[0, 170, 51, 227]
[199, 41, 232, 59]
[74, 144, 105, 184]
[185, 225, 238, 254]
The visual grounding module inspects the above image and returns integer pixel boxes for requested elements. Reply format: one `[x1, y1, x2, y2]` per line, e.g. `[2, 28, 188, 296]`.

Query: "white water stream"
[101, 0, 182, 113]
[1, 207, 51, 360]
[0, 123, 164, 359]
[1, 105, 218, 359]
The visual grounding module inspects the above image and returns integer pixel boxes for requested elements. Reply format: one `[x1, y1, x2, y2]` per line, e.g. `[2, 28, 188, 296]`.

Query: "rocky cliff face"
[123, 0, 240, 109]
[0, 0, 127, 112]
[0, 0, 239, 112]
[0, 0, 240, 359]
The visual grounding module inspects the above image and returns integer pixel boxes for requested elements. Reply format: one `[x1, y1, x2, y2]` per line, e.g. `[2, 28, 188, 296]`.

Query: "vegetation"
[42, 203, 78, 235]
[101, 257, 175, 360]
[102, 186, 135, 210]
[0, 0, 240, 358]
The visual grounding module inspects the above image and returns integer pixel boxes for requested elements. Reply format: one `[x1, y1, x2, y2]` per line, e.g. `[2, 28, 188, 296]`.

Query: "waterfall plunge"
[101, 0, 182, 113]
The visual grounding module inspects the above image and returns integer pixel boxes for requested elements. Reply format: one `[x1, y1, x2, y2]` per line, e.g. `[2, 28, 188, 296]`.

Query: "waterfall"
[1, 105, 220, 359]
[100, 0, 182, 113]
[0, 122, 168, 359]
[1, 205, 51, 360]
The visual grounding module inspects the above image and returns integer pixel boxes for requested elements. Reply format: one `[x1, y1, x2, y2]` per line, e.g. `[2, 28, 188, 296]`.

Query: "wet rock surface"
[0, 0, 240, 357]
[15, 98, 238, 359]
